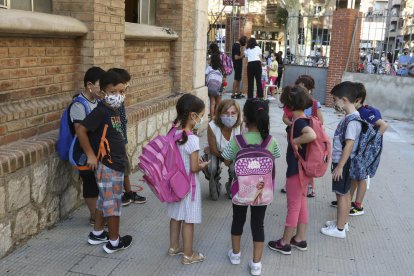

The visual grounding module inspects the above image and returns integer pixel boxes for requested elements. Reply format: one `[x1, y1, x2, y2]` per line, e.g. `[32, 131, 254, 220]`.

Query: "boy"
[107, 68, 146, 207]
[349, 82, 388, 216]
[321, 81, 361, 239]
[71, 66, 105, 225]
[78, 71, 132, 253]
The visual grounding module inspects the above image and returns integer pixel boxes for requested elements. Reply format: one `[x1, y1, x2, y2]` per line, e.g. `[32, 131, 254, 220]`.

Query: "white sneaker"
[325, 220, 349, 232]
[267, 96, 276, 100]
[249, 260, 262, 276]
[227, 249, 240, 265]
[321, 225, 346, 238]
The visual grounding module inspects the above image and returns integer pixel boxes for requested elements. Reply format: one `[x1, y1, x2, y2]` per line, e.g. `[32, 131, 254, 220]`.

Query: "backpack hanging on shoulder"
[206, 70, 223, 96]
[341, 114, 383, 180]
[220, 53, 233, 75]
[230, 135, 275, 206]
[290, 116, 331, 182]
[138, 126, 195, 203]
[56, 96, 91, 161]
[69, 124, 111, 171]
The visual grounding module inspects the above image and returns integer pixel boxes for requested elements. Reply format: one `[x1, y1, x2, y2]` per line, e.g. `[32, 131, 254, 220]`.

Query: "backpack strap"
[73, 95, 92, 115]
[234, 135, 248, 149]
[96, 124, 112, 164]
[289, 117, 310, 190]
[340, 114, 362, 146]
[260, 135, 273, 149]
[311, 100, 318, 118]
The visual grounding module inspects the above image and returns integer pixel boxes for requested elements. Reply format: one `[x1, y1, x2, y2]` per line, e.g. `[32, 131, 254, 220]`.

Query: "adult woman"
[245, 37, 263, 99]
[203, 99, 242, 200]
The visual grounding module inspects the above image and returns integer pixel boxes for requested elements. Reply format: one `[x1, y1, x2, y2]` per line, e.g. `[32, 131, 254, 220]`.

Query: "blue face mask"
[220, 115, 237, 128]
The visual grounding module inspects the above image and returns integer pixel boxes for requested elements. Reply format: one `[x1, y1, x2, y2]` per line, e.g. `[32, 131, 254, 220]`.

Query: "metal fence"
[284, 15, 333, 68]
[346, 11, 414, 76]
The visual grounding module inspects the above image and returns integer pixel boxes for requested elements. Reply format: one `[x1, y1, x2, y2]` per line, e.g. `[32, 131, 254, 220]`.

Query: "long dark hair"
[243, 99, 269, 140]
[280, 85, 313, 111]
[174, 94, 205, 145]
[247, 37, 258, 49]
[209, 43, 220, 55]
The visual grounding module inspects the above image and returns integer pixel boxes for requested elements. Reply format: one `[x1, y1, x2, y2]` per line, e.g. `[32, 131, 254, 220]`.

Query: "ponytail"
[257, 107, 269, 140]
[177, 112, 189, 145]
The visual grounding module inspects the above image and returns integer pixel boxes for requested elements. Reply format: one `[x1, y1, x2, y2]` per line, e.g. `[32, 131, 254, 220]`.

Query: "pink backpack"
[289, 115, 331, 183]
[220, 53, 233, 75]
[230, 135, 275, 206]
[138, 126, 195, 203]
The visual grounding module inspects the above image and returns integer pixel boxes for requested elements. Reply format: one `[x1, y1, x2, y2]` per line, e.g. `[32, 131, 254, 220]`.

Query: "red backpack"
[290, 112, 331, 183]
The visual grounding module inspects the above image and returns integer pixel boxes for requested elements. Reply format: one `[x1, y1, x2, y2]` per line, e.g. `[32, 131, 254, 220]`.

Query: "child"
[261, 61, 269, 97]
[78, 71, 132, 253]
[268, 85, 316, 255]
[107, 68, 147, 206]
[267, 52, 278, 100]
[71, 66, 105, 225]
[347, 82, 388, 216]
[222, 99, 281, 276]
[206, 54, 224, 120]
[167, 94, 210, 265]
[281, 75, 323, 197]
[321, 81, 362, 239]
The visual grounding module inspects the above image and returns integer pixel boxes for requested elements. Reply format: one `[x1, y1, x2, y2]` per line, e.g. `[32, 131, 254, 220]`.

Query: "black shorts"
[332, 159, 352, 195]
[234, 63, 242, 81]
[79, 170, 99, 198]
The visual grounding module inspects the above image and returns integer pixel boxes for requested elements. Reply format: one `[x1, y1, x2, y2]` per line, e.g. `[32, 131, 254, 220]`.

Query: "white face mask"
[104, 93, 125, 109]
[220, 115, 237, 128]
[192, 113, 203, 131]
[335, 99, 345, 113]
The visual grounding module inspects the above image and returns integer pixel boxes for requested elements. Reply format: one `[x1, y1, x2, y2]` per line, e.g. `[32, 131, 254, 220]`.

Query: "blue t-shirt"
[358, 105, 382, 125]
[304, 101, 321, 117]
[286, 118, 309, 177]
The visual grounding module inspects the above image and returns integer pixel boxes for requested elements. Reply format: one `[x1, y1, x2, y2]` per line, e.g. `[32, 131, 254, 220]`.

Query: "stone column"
[325, 8, 361, 107]
[157, 0, 195, 92]
[53, 0, 125, 87]
[242, 14, 253, 95]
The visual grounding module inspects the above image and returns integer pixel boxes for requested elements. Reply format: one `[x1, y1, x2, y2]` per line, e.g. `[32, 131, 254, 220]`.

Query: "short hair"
[99, 71, 124, 91]
[330, 81, 359, 103]
[83, 66, 105, 87]
[295, 75, 315, 90]
[280, 85, 313, 111]
[209, 43, 220, 55]
[239, 36, 247, 46]
[354, 82, 367, 104]
[247, 37, 258, 49]
[213, 99, 242, 129]
[107, 68, 131, 83]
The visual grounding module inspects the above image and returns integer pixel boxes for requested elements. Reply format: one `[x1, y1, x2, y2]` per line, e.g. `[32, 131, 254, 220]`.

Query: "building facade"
[0, 0, 208, 258]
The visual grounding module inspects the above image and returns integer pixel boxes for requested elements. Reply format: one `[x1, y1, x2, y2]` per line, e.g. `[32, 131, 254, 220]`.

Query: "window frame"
[0, 0, 52, 12]
[0, 0, 10, 9]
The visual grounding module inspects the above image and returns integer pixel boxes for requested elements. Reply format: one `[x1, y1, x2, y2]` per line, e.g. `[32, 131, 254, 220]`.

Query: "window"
[0, 0, 52, 13]
[125, 0, 157, 25]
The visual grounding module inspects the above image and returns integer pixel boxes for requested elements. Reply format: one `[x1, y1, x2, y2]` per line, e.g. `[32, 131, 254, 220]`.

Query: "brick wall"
[124, 40, 173, 105]
[325, 9, 361, 107]
[157, 0, 195, 92]
[0, 37, 81, 145]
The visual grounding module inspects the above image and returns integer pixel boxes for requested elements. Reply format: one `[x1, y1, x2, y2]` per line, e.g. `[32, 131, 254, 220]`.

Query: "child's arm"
[190, 151, 210, 173]
[282, 113, 292, 126]
[76, 124, 98, 171]
[375, 119, 388, 134]
[292, 126, 316, 151]
[332, 139, 354, 181]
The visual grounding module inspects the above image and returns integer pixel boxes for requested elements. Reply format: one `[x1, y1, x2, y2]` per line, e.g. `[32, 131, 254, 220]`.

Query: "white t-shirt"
[209, 121, 241, 152]
[245, 46, 262, 62]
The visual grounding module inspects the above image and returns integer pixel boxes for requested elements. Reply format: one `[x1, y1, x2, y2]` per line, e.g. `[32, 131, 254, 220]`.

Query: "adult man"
[231, 36, 247, 99]
[397, 48, 411, 76]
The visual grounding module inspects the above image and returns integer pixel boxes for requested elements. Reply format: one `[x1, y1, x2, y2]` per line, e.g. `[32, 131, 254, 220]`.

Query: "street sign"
[223, 0, 245, 6]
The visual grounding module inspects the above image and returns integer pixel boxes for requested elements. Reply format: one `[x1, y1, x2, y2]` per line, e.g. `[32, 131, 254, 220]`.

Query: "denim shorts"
[332, 159, 352, 195]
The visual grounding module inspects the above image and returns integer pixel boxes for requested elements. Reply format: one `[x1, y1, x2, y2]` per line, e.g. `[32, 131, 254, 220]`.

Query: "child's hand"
[332, 166, 343, 181]
[292, 138, 302, 151]
[87, 154, 98, 171]
[199, 160, 211, 170]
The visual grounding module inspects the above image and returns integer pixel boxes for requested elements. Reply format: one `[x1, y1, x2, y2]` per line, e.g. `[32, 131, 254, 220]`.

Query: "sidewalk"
[1, 96, 414, 275]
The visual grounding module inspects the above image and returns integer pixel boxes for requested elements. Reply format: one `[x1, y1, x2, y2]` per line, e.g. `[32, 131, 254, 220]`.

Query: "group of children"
[65, 65, 386, 275]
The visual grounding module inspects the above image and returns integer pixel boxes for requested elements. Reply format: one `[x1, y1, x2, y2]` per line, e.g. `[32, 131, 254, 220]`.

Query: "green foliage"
[275, 5, 288, 27]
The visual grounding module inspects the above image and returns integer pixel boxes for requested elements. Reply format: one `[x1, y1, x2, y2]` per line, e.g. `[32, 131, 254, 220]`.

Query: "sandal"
[168, 247, 184, 256]
[181, 251, 205, 265]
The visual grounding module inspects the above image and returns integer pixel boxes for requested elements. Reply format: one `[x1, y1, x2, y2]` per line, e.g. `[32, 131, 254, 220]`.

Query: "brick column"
[157, 0, 195, 92]
[325, 9, 361, 107]
[53, 0, 125, 88]
[242, 14, 253, 95]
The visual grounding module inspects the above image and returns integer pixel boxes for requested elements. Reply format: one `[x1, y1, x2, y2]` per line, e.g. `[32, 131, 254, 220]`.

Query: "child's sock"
[92, 230, 104, 236]
[110, 238, 119, 247]
[354, 201, 362, 209]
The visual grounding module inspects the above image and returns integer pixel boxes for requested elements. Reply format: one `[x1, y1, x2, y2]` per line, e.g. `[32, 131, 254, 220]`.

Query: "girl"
[167, 94, 210, 265]
[281, 75, 323, 197]
[268, 52, 278, 100]
[276, 52, 284, 89]
[206, 54, 224, 120]
[245, 38, 264, 99]
[268, 85, 316, 255]
[222, 99, 281, 276]
[203, 99, 242, 200]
